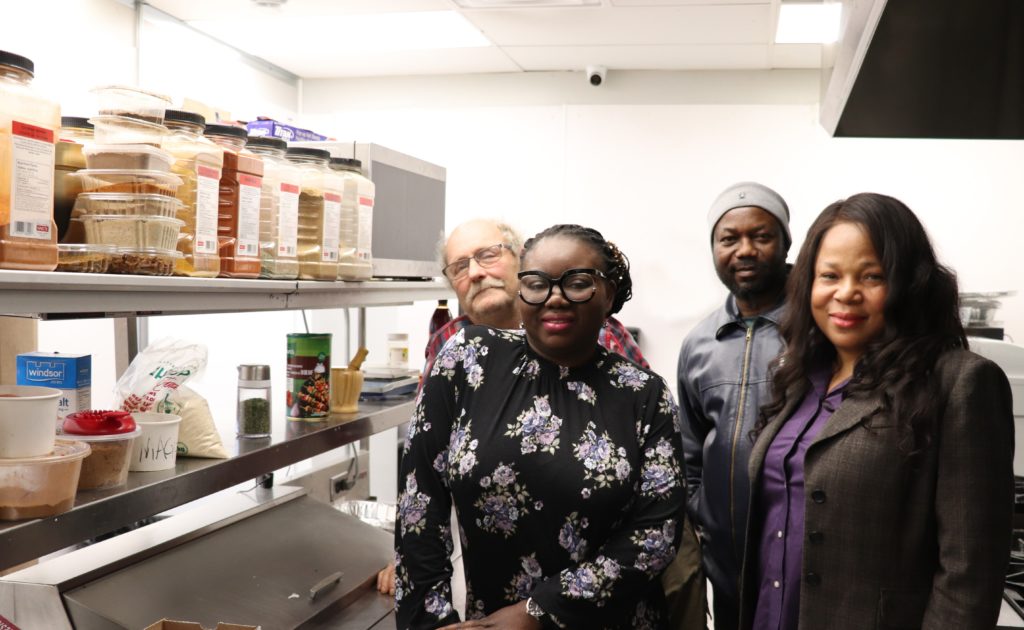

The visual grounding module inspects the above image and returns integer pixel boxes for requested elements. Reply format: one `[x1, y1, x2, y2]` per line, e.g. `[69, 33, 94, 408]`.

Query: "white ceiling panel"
[269, 47, 521, 78]
[609, 0, 768, 5]
[505, 44, 771, 70]
[146, 0, 453, 21]
[460, 5, 772, 46]
[769, 43, 823, 68]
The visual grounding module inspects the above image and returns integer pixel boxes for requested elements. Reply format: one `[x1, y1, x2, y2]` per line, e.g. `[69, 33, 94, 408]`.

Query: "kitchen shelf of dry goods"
[0, 397, 415, 571]
[0, 270, 451, 318]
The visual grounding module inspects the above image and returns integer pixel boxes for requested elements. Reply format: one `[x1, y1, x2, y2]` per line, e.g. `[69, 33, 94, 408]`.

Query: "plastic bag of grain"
[114, 338, 228, 458]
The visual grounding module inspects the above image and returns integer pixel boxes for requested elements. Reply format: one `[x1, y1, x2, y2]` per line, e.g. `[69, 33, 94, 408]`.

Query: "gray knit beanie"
[707, 181, 791, 247]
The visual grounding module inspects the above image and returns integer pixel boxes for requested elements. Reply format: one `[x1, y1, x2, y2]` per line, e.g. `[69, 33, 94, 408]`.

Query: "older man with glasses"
[426, 217, 648, 371]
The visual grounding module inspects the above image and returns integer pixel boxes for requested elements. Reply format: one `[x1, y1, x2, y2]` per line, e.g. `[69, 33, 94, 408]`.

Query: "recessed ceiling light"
[453, 0, 600, 7]
[775, 2, 842, 44]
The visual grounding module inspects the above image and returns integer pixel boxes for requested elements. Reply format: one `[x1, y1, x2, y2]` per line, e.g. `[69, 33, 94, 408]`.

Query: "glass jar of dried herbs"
[237, 364, 272, 438]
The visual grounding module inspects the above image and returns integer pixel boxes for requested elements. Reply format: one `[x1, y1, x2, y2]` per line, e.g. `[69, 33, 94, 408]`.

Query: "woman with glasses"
[395, 224, 686, 629]
[739, 193, 1013, 630]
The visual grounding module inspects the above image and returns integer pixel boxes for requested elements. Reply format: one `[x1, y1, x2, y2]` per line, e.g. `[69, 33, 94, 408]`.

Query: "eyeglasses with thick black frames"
[517, 268, 609, 305]
[442, 243, 513, 281]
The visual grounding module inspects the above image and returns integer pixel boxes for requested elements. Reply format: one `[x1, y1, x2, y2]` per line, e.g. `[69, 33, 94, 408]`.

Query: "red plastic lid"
[63, 410, 137, 435]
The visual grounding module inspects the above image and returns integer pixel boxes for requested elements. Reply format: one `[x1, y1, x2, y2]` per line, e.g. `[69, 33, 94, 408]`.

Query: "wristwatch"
[525, 597, 545, 620]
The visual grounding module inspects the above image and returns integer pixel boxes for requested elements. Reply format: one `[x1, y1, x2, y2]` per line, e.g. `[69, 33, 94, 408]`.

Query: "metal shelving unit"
[0, 270, 450, 570]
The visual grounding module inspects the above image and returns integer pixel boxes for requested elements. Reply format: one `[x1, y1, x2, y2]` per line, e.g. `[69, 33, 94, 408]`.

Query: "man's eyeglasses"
[517, 268, 608, 305]
[442, 243, 513, 281]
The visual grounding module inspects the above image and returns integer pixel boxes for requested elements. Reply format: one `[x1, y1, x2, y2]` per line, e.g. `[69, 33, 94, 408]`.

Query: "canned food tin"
[286, 333, 331, 420]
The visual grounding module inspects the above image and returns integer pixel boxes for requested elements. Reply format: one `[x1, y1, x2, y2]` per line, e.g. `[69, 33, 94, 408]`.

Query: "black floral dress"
[395, 325, 686, 629]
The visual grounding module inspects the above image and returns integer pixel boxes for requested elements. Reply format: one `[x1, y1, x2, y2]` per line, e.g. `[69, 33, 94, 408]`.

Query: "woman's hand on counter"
[376, 562, 396, 596]
[438, 601, 542, 629]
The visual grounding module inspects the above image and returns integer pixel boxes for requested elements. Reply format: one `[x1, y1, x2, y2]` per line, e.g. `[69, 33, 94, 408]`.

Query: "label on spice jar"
[278, 182, 299, 257]
[8, 121, 55, 239]
[194, 165, 220, 254]
[357, 194, 373, 262]
[322, 192, 341, 263]
[236, 173, 262, 257]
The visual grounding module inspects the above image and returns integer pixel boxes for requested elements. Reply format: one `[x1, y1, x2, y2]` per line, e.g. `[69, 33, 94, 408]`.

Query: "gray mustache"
[466, 278, 506, 301]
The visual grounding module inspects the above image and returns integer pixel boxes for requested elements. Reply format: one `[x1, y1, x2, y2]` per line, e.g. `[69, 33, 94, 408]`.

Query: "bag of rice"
[115, 338, 228, 459]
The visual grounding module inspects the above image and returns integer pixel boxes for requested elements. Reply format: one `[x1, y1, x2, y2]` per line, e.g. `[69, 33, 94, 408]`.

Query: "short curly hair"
[520, 224, 633, 315]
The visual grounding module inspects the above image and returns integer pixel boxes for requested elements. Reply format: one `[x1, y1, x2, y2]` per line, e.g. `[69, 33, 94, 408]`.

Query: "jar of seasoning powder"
[237, 364, 272, 438]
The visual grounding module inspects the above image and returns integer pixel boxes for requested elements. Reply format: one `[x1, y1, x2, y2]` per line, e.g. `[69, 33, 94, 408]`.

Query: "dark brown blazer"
[739, 349, 1014, 630]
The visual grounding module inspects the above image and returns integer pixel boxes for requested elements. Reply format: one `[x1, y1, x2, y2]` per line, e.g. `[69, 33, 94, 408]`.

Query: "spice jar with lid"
[161, 109, 223, 277]
[329, 157, 374, 281]
[246, 136, 300, 279]
[286, 147, 340, 281]
[237, 364, 272, 438]
[0, 49, 60, 270]
[387, 333, 409, 369]
[54, 117, 93, 242]
[205, 124, 263, 278]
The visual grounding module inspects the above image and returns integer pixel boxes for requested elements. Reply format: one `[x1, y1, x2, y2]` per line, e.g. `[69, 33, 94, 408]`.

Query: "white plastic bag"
[114, 338, 228, 459]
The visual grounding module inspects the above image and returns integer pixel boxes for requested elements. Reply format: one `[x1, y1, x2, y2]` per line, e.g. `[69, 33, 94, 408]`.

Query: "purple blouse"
[752, 369, 847, 630]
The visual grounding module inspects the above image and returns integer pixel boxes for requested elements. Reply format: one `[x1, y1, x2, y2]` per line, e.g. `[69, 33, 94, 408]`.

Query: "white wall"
[302, 70, 1024, 384]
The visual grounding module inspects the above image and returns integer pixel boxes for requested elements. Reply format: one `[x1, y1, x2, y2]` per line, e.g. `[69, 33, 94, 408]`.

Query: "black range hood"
[820, 0, 1024, 139]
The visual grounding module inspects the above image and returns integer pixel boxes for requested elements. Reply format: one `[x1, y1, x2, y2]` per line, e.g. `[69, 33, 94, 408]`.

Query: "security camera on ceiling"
[586, 65, 607, 87]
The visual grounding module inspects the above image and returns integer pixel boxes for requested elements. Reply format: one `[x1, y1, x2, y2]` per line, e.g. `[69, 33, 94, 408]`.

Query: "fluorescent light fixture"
[775, 2, 842, 44]
[189, 11, 492, 55]
[453, 0, 599, 6]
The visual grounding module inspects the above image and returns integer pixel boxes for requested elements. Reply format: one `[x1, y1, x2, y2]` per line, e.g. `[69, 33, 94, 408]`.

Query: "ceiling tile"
[504, 44, 770, 70]
[460, 5, 772, 45]
[769, 43, 823, 68]
[270, 47, 522, 78]
[146, 0, 452, 21]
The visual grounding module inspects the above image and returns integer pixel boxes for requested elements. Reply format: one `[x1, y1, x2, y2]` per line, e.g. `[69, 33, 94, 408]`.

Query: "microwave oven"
[291, 141, 446, 279]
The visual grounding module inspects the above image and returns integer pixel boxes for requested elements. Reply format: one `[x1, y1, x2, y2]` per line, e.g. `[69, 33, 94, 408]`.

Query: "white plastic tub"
[0, 385, 63, 458]
[128, 412, 182, 472]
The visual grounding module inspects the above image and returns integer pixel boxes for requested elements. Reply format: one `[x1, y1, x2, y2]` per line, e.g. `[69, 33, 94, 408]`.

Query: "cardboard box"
[246, 118, 327, 142]
[16, 352, 91, 421]
[144, 620, 259, 630]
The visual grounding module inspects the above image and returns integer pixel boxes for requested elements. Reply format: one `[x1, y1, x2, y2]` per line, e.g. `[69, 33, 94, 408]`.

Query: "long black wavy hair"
[520, 224, 633, 316]
[756, 193, 966, 459]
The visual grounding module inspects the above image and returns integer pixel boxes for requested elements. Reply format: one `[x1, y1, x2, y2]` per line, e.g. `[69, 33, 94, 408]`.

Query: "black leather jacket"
[676, 295, 785, 610]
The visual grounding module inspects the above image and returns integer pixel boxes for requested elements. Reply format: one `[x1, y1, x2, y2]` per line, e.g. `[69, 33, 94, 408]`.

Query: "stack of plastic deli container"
[59, 87, 185, 276]
[54, 117, 93, 243]
[204, 124, 263, 279]
[0, 50, 60, 271]
[246, 136, 300, 279]
[286, 147, 339, 281]
[162, 109, 223, 277]
[329, 157, 374, 281]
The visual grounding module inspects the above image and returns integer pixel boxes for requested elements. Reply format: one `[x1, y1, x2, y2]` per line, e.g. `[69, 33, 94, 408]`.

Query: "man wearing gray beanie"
[671, 181, 791, 630]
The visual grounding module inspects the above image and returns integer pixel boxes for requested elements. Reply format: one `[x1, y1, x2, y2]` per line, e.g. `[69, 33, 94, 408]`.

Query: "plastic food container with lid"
[128, 412, 182, 472]
[0, 384, 63, 458]
[0, 49, 59, 271]
[76, 214, 184, 250]
[107, 247, 182, 276]
[63, 410, 141, 490]
[55, 116, 94, 242]
[162, 109, 223, 278]
[91, 85, 171, 124]
[246, 136, 300, 279]
[90, 115, 168, 146]
[83, 144, 174, 172]
[286, 147, 340, 281]
[329, 157, 374, 281]
[57, 243, 116, 273]
[73, 192, 183, 219]
[70, 169, 182, 196]
[204, 124, 263, 279]
[0, 439, 90, 521]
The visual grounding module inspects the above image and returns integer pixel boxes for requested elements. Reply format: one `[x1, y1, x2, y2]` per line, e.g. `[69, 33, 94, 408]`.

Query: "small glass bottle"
[237, 364, 272, 438]
[387, 333, 409, 369]
[429, 299, 453, 336]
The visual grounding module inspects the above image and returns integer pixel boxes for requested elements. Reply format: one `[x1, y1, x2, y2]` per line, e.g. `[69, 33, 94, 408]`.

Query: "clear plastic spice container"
[246, 136, 299, 279]
[205, 124, 263, 279]
[329, 158, 374, 280]
[0, 50, 59, 270]
[161, 109, 222, 277]
[285, 147, 339, 281]
[55, 117, 92, 242]
[237, 364, 272, 438]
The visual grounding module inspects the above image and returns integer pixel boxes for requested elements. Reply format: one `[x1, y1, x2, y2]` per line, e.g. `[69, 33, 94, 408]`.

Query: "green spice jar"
[237, 364, 271, 438]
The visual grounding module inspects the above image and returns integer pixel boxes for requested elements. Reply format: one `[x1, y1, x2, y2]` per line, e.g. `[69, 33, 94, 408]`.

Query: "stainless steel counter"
[0, 398, 415, 570]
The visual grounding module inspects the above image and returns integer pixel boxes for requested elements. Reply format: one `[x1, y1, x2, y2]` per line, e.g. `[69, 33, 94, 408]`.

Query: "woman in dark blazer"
[739, 193, 1014, 630]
